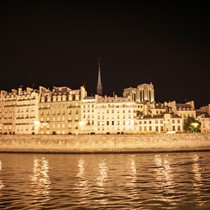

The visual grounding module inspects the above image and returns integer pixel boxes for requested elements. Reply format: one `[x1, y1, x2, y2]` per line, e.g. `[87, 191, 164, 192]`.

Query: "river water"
[0, 152, 210, 210]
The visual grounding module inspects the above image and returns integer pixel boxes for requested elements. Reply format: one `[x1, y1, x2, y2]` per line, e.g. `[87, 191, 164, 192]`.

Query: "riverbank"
[0, 133, 210, 153]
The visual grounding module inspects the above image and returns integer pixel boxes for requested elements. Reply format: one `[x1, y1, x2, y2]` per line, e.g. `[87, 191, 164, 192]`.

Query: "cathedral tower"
[97, 58, 103, 96]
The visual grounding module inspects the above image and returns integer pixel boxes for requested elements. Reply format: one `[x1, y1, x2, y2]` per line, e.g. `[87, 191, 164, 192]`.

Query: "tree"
[183, 117, 201, 133]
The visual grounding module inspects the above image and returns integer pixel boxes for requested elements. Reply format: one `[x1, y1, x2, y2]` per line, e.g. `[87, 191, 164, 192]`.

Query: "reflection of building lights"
[77, 157, 85, 178]
[130, 155, 136, 176]
[31, 157, 51, 202]
[192, 154, 204, 206]
[154, 155, 175, 203]
[97, 159, 108, 187]
[96, 159, 108, 205]
[0, 160, 3, 190]
[75, 157, 90, 202]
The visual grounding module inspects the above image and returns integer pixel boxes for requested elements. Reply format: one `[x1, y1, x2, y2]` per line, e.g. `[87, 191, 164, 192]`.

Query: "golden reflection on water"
[30, 157, 51, 204]
[128, 155, 138, 201]
[0, 160, 4, 191]
[75, 157, 89, 204]
[97, 159, 108, 187]
[130, 155, 137, 178]
[96, 159, 108, 205]
[192, 154, 205, 206]
[154, 155, 175, 204]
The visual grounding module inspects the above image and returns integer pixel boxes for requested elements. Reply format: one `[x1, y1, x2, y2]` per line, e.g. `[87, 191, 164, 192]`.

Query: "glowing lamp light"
[34, 121, 40, 125]
[79, 121, 85, 126]
[191, 122, 199, 128]
[130, 120, 134, 125]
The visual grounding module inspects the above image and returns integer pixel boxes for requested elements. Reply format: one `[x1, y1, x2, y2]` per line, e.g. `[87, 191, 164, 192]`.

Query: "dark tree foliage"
[184, 117, 201, 133]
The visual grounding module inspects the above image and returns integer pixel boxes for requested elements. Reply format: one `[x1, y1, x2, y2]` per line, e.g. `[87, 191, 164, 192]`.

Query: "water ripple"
[0, 152, 210, 209]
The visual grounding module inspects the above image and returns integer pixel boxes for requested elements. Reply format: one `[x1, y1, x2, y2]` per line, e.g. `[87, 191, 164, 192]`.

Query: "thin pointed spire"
[97, 58, 103, 96]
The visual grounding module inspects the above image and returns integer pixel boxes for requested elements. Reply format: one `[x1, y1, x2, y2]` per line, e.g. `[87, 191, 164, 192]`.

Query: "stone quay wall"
[0, 133, 210, 153]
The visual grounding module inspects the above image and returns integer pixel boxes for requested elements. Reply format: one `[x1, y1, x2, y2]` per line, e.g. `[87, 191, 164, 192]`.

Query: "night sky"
[0, 1, 210, 108]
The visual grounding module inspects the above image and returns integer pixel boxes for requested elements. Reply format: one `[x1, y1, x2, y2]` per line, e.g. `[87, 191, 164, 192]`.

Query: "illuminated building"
[1, 80, 209, 134]
[167, 101, 196, 120]
[196, 104, 210, 132]
[123, 83, 155, 102]
[0, 89, 17, 134]
[39, 86, 87, 135]
[80, 95, 136, 134]
[15, 87, 40, 134]
[137, 113, 183, 133]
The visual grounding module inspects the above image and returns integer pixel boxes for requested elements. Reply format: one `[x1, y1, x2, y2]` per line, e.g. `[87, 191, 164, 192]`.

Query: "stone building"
[39, 86, 87, 135]
[123, 83, 155, 103]
[15, 87, 40, 134]
[196, 104, 210, 132]
[80, 95, 136, 134]
[137, 113, 183, 133]
[167, 101, 196, 121]
[80, 96, 96, 134]
[0, 89, 17, 134]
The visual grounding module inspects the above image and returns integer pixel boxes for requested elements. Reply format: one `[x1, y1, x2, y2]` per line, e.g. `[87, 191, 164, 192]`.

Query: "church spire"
[97, 58, 103, 96]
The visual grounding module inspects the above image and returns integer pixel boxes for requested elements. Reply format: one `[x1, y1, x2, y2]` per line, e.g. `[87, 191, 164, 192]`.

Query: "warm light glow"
[191, 122, 199, 128]
[31, 157, 51, 203]
[34, 121, 40, 126]
[130, 120, 134, 125]
[75, 157, 90, 202]
[96, 159, 108, 205]
[154, 155, 175, 203]
[192, 154, 204, 206]
[79, 121, 86, 126]
[0, 160, 4, 191]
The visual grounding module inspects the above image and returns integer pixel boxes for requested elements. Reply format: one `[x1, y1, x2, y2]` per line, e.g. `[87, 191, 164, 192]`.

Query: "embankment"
[0, 133, 210, 153]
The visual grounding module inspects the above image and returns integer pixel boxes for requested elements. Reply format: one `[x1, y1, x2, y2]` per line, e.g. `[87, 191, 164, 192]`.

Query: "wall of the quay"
[0, 133, 210, 153]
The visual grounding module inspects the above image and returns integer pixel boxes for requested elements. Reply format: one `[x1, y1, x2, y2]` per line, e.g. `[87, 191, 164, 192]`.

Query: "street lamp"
[191, 122, 199, 128]
[34, 121, 40, 134]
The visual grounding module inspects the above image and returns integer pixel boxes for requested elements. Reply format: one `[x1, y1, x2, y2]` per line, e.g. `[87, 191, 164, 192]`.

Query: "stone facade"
[167, 101, 196, 121]
[0, 90, 17, 134]
[0, 83, 209, 134]
[123, 83, 155, 103]
[15, 87, 39, 134]
[1, 133, 210, 153]
[39, 86, 87, 135]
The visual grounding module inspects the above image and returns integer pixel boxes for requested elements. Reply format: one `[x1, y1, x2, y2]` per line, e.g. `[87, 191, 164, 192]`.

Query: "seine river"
[1, 152, 210, 209]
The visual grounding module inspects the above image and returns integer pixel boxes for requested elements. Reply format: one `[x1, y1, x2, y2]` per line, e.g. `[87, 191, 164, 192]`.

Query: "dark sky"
[0, 1, 210, 108]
